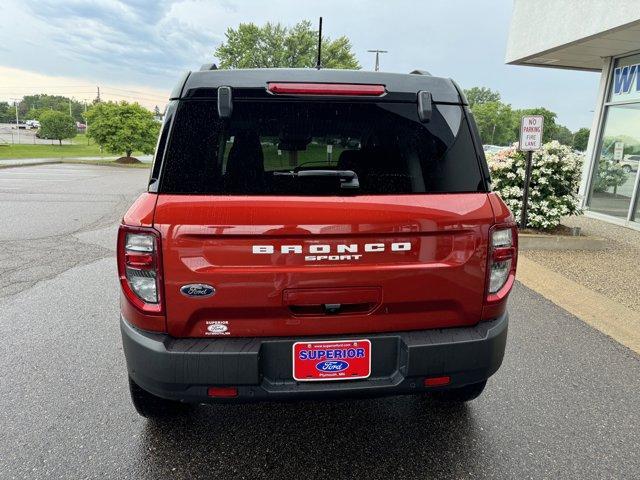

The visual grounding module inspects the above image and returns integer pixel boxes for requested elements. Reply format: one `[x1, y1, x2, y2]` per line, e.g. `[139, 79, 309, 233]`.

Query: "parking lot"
[0, 123, 77, 145]
[0, 164, 639, 479]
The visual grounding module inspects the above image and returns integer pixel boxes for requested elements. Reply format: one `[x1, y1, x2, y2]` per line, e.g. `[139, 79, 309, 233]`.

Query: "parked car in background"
[76, 122, 87, 130]
[25, 119, 40, 129]
[620, 154, 639, 173]
[483, 144, 506, 155]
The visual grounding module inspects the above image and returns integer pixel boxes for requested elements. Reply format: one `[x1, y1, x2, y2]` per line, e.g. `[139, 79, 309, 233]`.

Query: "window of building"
[588, 53, 640, 223]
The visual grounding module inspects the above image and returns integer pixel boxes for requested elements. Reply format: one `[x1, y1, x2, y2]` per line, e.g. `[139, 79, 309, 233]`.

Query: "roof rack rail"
[200, 63, 218, 71]
[410, 69, 432, 76]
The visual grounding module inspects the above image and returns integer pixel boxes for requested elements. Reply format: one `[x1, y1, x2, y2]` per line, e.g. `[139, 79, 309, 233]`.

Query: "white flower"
[488, 141, 582, 229]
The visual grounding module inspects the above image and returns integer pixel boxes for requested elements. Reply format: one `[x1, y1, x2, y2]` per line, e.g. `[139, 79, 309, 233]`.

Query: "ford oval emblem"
[315, 360, 349, 373]
[180, 284, 215, 298]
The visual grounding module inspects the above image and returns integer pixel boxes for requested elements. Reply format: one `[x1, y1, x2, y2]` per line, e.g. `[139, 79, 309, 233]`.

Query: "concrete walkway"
[519, 215, 640, 354]
[523, 216, 640, 312]
[518, 256, 640, 354]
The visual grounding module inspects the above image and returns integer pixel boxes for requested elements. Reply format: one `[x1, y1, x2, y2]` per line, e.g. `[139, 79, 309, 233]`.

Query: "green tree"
[20, 94, 85, 122]
[513, 107, 558, 143]
[464, 87, 501, 108]
[215, 20, 360, 69]
[573, 128, 590, 151]
[0, 102, 14, 123]
[85, 101, 159, 160]
[38, 111, 76, 145]
[471, 101, 517, 145]
[552, 124, 574, 146]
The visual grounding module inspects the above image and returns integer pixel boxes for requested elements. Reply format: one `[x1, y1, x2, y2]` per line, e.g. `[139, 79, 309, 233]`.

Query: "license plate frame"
[292, 339, 371, 382]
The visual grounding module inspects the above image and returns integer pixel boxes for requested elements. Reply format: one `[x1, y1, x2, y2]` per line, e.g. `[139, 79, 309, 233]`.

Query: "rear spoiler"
[171, 69, 466, 104]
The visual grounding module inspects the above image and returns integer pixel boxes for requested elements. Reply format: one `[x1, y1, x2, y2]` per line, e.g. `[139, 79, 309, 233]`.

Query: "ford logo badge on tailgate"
[180, 284, 215, 298]
[316, 360, 349, 372]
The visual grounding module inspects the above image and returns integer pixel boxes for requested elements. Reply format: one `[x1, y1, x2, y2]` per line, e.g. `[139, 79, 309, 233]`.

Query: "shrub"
[487, 141, 583, 230]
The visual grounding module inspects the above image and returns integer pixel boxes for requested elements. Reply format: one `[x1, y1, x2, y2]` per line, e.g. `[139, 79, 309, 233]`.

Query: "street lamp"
[367, 49, 388, 72]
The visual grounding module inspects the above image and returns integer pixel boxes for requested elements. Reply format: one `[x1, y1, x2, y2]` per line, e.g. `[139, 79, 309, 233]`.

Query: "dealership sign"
[611, 63, 640, 102]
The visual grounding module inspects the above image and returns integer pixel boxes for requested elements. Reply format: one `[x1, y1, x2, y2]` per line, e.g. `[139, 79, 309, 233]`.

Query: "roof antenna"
[315, 17, 323, 70]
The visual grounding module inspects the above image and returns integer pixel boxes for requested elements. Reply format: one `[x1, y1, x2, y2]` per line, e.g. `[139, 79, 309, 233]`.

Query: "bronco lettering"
[252, 242, 411, 258]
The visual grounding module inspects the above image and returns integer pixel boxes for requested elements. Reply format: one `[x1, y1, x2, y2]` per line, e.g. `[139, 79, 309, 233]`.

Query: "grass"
[0, 134, 144, 160]
[0, 137, 339, 170]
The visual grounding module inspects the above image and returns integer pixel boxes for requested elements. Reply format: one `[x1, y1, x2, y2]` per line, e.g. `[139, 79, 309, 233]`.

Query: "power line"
[99, 90, 167, 102]
[0, 85, 168, 101]
[101, 86, 168, 97]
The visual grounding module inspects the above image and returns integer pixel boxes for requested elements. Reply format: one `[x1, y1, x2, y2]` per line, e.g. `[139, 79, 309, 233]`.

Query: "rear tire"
[128, 377, 188, 419]
[425, 380, 487, 404]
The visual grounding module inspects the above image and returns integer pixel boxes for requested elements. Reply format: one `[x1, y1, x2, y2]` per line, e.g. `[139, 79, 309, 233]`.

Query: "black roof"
[170, 68, 465, 104]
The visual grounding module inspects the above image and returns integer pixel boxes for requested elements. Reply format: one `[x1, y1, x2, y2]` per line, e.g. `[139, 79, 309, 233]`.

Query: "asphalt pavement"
[0, 164, 638, 479]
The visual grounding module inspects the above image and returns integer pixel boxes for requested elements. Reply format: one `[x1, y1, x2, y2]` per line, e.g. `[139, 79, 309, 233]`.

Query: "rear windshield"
[158, 99, 485, 195]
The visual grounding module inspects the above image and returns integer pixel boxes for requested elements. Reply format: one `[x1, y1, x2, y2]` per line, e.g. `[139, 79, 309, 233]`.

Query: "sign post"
[518, 115, 544, 229]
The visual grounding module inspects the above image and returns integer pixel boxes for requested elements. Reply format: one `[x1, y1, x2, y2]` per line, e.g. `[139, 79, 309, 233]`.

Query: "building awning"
[506, 1, 640, 71]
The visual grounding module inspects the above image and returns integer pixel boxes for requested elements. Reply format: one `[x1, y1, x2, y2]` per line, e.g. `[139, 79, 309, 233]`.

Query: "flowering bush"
[486, 141, 583, 230]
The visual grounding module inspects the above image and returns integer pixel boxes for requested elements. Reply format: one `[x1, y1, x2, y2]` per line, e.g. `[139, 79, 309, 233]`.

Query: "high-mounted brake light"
[267, 82, 385, 96]
[117, 225, 164, 314]
[486, 225, 518, 303]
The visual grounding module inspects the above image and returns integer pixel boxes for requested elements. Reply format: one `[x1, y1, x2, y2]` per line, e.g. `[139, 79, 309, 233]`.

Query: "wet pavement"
[1, 164, 638, 479]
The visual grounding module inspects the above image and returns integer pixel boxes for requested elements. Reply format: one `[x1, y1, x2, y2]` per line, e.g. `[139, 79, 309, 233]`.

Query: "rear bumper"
[121, 313, 508, 403]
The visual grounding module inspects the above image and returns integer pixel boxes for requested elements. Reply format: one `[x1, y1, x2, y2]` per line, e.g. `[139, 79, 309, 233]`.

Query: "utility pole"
[84, 100, 89, 145]
[367, 49, 388, 71]
[10, 98, 19, 144]
[96, 86, 101, 103]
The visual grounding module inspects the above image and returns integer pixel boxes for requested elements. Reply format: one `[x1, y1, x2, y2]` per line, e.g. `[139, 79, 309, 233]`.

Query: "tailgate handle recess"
[283, 287, 382, 316]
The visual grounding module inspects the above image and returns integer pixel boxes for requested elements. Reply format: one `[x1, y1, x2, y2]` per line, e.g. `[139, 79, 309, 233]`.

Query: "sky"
[0, 0, 601, 130]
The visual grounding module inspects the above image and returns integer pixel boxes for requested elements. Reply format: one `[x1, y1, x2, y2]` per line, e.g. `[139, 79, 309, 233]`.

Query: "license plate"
[292, 339, 371, 382]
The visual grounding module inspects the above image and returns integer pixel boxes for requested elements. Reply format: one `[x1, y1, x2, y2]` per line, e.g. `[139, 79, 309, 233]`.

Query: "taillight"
[267, 82, 386, 96]
[486, 225, 518, 303]
[207, 387, 239, 398]
[117, 225, 163, 314]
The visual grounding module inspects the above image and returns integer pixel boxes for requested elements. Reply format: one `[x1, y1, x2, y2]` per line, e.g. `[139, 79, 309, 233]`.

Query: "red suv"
[119, 67, 517, 418]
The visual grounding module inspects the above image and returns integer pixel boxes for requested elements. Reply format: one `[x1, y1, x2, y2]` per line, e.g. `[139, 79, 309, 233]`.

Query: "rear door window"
[159, 100, 485, 195]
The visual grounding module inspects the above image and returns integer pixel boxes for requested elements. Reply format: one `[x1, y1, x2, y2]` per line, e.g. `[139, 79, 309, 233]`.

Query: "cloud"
[21, 0, 216, 80]
[0, 0, 600, 129]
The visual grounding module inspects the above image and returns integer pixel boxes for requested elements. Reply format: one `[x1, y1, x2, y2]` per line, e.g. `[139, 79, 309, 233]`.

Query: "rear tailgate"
[155, 193, 492, 337]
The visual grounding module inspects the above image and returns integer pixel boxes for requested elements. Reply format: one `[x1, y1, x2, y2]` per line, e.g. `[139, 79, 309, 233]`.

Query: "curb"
[519, 233, 607, 251]
[0, 160, 62, 169]
[517, 256, 640, 355]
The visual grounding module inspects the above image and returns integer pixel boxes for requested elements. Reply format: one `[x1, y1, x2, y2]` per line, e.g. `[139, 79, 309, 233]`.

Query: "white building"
[506, 0, 640, 230]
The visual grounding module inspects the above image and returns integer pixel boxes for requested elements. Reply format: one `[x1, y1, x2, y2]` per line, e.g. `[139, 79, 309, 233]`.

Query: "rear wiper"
[273, 169, 360, 189]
